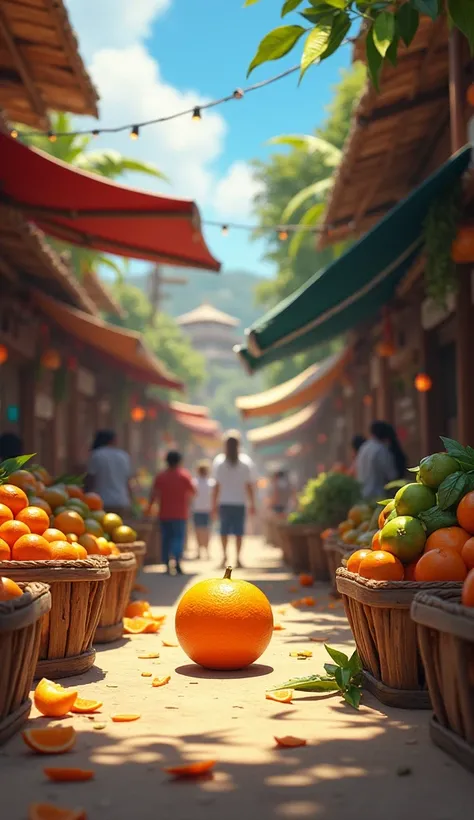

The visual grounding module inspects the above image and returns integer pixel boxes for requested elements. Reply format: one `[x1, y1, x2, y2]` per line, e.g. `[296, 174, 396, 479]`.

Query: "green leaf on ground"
[324, 644, 349, 666]
[269, 675, 339, 692]
[248, 25, 307, 75]
[344, 685, 362, 709]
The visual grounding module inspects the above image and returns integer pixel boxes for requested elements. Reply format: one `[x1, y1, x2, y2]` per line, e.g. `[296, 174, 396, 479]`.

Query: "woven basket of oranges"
[323, 537, 349, 595]
[0, 580, 51, 745]
[114, 541, 146, 575]
[94, 551, 137, 644]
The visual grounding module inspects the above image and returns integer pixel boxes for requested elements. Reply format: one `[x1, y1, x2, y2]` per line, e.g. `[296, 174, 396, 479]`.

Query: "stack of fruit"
[0, 465, 137, 563]
[346, 440, 474, 604]
[337, 503, 379, 550]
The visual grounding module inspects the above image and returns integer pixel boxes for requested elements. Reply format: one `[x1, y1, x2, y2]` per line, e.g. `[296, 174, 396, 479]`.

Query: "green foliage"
[423, 183, 462, 306]
[289, 470, 361, 526]
[245, 0, 474, 86]
[269, 645, 363, 709]
[0, 455, 35, 485]
[440, 436, 474, 472]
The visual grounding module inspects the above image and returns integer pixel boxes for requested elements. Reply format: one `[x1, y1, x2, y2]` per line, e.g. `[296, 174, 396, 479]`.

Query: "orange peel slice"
[28, 803, 86, 820]
[71, 699, 102, 714]
[43, 768, 94, 783]
[275, 735, 307, 748]
[111, 713, 141, 722]
[266, 688, 293, 703]
[22, 726, 76, 755]
[34, 679, 78, 718]
[123, 617, 159, 634]
[163, 760, 216, 778]
[152, 676, 171, 687]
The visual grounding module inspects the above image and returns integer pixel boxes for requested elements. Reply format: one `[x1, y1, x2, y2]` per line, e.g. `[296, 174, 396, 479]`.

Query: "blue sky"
[67, 0, 350, 278]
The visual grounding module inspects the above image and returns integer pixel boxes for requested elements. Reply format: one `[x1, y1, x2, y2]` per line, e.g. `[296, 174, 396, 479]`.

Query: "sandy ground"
[1, 536, 472, 819]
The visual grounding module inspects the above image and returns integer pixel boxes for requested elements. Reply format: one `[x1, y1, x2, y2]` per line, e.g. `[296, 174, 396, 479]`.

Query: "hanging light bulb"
[221, 225, 229, 236]
[10, 129, 18, 139]
[233, 88, 244, 100]
[92, 129, 99, 138]
[48, 131, 57, 143]
[278, 230, 288, 241]
[192, 106, 202, 121]
[130, 125, 139, 140]
[414, 373, 433, 393]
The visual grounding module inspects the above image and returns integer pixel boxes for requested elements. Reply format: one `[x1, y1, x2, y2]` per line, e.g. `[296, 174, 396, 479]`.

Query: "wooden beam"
[448, 27, 467, 152]
[0, 4, 48, 128]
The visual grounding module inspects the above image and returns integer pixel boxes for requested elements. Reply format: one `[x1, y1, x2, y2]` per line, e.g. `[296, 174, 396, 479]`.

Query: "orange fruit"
[163, 760, 216, 778]
[299, 573, 313, 587]
[461, 537, 474, 570]
[0, 483, 28, 515]
[34, 678, 78, 717]
[415, 548, 467, 582]
[346, 549, 371, 574]
[275, 735, 307, 747]
[457, 491, 474, 534]
[28, 497, 53, 516]
[77, 533, 100, 554]
[84, 518, 103, 537]
[378, 501, 395, 530]
[42, 528, 67, 543]
[110, 714, 141, 722]
[125, 600, 151, 618]
[0, 519, 30, 546]
[42, 486, 69, 510]
[96, 539, 112, 556]
[424, 526, 470, 555]
[28, 804, 86, 820]
[404, 560, 418, 580]
[338, 520, 352, 535]
[54, 510, 85, 537]
[66, 485, 84, 500]
[175, 566, 273, 670]
[71, 698, 103, 714]
[0, 537, 11, 560]
[0, 503, 13, 527]
[49, 541, 85, 560]
[22, 725, 76, 755]
[12, 534, 52, 561]
[0, 576, 22, 599]
[43, 768, 94, 783]
[462, 568, 474, 606]
[16, 506, 50, 535]
[358, 550, 404, 581]
[8, 470, 37, 493]
[123, 616, 159, 634]
[83, 492, 103, 511]
[371, 531, 381, 550]
[65, 533, 78, 543]
[265, 689, 293, 703]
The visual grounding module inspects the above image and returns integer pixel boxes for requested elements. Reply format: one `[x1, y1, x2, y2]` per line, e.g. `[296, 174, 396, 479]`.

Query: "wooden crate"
[94, 552, 137, 644]
[285, 525, 311, 573]
[323, 539, 349, 595]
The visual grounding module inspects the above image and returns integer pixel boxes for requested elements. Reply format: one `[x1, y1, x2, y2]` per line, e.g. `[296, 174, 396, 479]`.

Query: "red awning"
[0, 133, 220, 272]
[174, 411, 220, 438]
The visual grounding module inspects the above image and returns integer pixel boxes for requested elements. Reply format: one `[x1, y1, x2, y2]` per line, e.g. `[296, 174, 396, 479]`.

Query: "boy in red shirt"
[147, 451, 195, 575]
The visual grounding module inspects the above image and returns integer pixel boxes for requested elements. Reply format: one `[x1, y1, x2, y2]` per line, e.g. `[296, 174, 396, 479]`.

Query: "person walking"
[212, 431, 257, 569]
[268, 469, 293, 516]
[355, 421, 402, 500]
[86, 430, 134, 516]
[147, 451, 195, 575]
[192, 460, 214, 560]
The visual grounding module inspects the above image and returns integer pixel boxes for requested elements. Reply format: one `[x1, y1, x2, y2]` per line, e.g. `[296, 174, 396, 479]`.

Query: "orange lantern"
[40, 349, 61, 370]
[375, 340, 396, 358]
[414, 373, 432, 393]
[363, 394, 373, 407]
[131, 406, 146, 422]
[0, 344, 8, 365]
[451, 225, 474, 263]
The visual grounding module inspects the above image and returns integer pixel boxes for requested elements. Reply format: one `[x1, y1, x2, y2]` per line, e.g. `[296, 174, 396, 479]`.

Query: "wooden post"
[448, 28, 467, 154]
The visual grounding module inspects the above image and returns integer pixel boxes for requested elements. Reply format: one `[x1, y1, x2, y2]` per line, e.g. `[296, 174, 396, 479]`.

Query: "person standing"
[147, 451, 195, 575]
[268, 469, 293, 516]
[212, 431, 257, 569]
[192, 460, 214, 560]
[355, 421, 399, 500]
[86, 430, 133, 516]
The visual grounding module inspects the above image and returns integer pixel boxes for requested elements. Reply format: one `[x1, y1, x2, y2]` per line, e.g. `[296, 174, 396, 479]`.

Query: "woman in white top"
[212, 430, 257, 569]
[192, 461, 214, 559]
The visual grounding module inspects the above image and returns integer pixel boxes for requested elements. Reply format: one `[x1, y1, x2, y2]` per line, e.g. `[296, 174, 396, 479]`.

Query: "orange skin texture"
[424, 527, 470, 555]
[346, 549, 371, 574]
[461, 537, 474, 570]
[358, 550, 404, 581]
[0, 503, 13, 527]
[0, 519, 30, 547]
[12, 534, 52, 561]
[415, 548, 467, 582]
[0, 484, 29, 516]
[34, 679, 78, 718]
[175, 571, 273, 670]
[462, 568, 474, 606]
[0, 537, 11, 560]
[16, 506, 50, 535]
[0, 577, 23, 599]
[457, 491, 474, 534]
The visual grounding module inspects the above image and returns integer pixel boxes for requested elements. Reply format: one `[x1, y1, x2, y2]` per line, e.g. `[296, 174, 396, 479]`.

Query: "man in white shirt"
[192, 460, 215, 559]
[212, 431, 257, 569]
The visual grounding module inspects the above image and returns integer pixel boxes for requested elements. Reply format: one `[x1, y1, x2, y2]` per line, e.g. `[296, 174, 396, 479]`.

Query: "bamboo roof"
[177, 302, 239, 328]
[321, 16, 457, 246]
[0, 0, 99, 129]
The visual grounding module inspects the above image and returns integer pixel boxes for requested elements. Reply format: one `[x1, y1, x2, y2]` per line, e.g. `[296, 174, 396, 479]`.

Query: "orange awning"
[173, 411, 221, 438]
[247, 402, 320, 448]
[34, 291, 182, 390]
[170, 401, 209, 418]
[236, 347, 351, 419]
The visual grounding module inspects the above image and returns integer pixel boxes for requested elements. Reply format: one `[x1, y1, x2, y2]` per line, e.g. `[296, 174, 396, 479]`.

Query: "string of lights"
[202, 219, 336, 239]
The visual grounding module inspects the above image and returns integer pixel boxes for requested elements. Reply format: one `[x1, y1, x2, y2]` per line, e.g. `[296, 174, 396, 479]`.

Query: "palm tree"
[268, 134, 341, 259]
[20, 112, 168, 279]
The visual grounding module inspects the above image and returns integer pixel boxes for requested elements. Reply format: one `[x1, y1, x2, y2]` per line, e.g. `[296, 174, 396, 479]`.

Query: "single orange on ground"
[49, 541, 85, 560]
[125, 599, 151, 618]
[0, 537, 11, 560]
[457, 491, 474, 534]
[266, 689, 293, 703]
[462, 568, 474, 606]
[0, 503, 13, 527]
[28, 803, 86, 820]
[358, 551, 404, 582]
[83, 492, 103, 511]
[42, 528, 67, 543]
[34, 678, 78, 718]
[0, 518, 30, 547]
[123, 616, 159, 634]
[275, 736, 307, 748]
[22, 725, 76, 755]
[414, 548, 467, 582]
[12, 534, 53, 561]
[175, 566, 273, 670]
[461, 537, 474, 570]
[0, 483, 28, 515]
[54, 510, 85, 537]
[346, 549, 371, 574]
[163, 760, 216, 778]
[404, 560, 418, 580]
[28, 497, 53, 516]
[77, 533, 99, 555]
[71, 698, 103, 713]
[424, 526, 470, 555]
[371, 531, 381, 550]
[0, 576, 23, 599]
[43, 768, 94, 783]
[8, 470, 37, 493]
[152, 676, 171, 687]
[16, 506, 50, 535]
[111, 713, 141, 722]
[299, 573, 313, 587]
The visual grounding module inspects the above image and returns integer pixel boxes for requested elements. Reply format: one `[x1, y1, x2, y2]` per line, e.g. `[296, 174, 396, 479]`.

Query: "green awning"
[236, 146, 470, 372]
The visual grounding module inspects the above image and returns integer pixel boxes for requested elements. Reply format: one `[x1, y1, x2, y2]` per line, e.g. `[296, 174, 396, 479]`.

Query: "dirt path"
[2, 536, 472, 819]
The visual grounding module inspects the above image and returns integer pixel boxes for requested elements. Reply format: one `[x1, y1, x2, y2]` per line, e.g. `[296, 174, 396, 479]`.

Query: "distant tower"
[176, 302, 240, 368]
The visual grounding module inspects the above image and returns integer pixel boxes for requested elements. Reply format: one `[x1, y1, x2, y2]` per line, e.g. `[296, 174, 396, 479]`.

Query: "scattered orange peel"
[163, 760, 216, 778]
[111, 714, 141, 722]
[43, 768, 94, 783]
[162, 639, 178, 647]
[22, 726, 76, 755]
[152, 676, 171, 688]
[71, 698, 102, 714]
[265, 689, 293, 704]
[275, 735, 307, 747]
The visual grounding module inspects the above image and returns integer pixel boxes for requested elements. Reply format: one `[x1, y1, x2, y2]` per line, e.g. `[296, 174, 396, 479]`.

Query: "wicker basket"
[125, 520, 161, 565]
[0, 557, 110, 679]
[306, 527, 330, 583]
[115, 541, 146, 576]
[323, 539, 349, 595]
[94, 552, 137, 644]
[336, 567, 462, 709]
[284, 525, 311, 573]
[0, 582, 51, 745]
[411, 588, 474, 772]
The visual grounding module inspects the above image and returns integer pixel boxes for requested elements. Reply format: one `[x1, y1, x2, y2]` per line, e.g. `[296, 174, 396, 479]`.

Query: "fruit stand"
[94, 551, 137, 644]
[0, 580, 51, 744]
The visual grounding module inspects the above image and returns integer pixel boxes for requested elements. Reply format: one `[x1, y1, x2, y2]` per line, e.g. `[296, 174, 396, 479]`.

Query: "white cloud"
[213, 161, 263, 219]
[67, 0, 170, 58]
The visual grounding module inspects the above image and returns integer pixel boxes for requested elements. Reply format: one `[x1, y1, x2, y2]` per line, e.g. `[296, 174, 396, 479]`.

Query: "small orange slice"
[124, 600, 151, 618]
[275, 735, 307, 748]
[71, 699, 103, 714]
[137, 652, 160, 659]
[266, 689, 293, 704]
[123, 617, 159, 634]
[273, 623, 285, 631]
[162, 639, 178, 647]
[34, 679, 78, 718]
[152, 676, 171, 687]
[28, 803, 86, 820]
[163, 760, 216, 778]
[43, 768, 94, 783]
[23, 726, 76, 755]
[111, 713, 141, 722]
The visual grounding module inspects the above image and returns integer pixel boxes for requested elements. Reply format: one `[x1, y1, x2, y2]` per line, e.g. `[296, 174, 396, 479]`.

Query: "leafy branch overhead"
[245, 0, 474, 89]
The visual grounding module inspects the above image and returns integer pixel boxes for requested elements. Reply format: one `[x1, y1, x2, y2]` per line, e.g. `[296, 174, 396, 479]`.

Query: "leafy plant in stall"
[269, 645, 363, 709]
[0, 455, 35, 485]
[289, 471, 361, 527]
